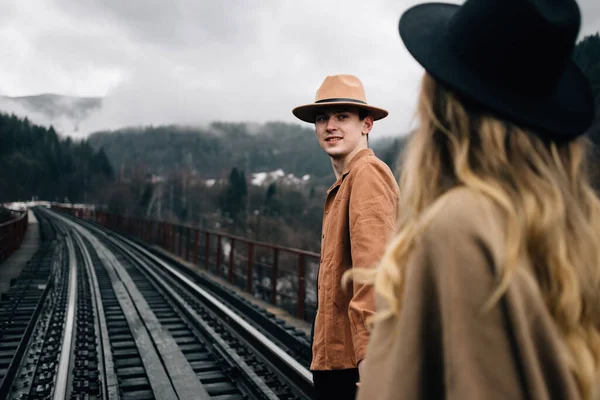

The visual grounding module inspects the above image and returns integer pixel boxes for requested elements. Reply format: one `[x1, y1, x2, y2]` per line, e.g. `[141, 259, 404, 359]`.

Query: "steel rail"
[71, 231, 118, 400]
[52, 234, 78, 400]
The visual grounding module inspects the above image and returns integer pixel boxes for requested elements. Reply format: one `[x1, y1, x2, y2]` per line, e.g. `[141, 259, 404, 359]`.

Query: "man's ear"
[362, 116, 374, 135]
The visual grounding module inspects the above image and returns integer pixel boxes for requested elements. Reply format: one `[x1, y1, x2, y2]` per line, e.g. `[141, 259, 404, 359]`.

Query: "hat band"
[315, 98, 367, 105]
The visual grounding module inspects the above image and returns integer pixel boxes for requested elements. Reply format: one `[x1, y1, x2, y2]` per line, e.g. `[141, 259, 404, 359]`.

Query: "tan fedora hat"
[292, 74, 389, 123]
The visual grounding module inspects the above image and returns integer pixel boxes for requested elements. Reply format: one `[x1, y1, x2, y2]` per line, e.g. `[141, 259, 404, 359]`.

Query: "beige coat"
[312, 148, 399, 371]
[358, 187, 583, 399]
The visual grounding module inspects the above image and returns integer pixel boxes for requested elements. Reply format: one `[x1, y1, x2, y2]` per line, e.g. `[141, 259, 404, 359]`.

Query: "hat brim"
[292, 102, 389, 124]
[399, 3, 595, 140]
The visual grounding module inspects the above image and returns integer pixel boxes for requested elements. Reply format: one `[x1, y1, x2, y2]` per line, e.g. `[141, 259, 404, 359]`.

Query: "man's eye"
[338, 114, 348, 119]
[316, 116, 326, 122]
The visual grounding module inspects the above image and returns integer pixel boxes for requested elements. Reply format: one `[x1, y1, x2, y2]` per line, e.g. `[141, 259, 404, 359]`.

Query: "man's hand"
[356, 360, 365, 387]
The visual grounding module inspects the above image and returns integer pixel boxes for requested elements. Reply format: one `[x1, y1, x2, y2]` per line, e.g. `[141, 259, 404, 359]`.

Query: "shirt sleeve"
[348, 160, 399, 364]
[357, 199, 527, 399]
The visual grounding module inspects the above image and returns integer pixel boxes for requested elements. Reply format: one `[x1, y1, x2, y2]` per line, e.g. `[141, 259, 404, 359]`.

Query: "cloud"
[579, 0, 600, 38]
[0, 96, 88, 138]
[0, 0, 598, 138]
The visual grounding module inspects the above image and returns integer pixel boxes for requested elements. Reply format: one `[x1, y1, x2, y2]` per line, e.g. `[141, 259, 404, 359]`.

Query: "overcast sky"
[1, 0, 599, 137]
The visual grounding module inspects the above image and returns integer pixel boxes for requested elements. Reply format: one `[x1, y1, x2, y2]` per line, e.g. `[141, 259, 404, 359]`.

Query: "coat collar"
[327, 148, 374, 194]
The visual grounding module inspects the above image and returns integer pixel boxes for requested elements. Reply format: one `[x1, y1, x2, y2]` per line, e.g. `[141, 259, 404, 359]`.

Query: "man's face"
[314, 106, 373, 160]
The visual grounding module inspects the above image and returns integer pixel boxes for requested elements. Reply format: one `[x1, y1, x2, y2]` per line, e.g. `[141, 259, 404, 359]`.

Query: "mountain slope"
[88, 121, 404, 182]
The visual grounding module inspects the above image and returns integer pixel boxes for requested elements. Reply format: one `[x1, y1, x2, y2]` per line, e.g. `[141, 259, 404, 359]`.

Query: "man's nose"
[326, 117, 337, 131]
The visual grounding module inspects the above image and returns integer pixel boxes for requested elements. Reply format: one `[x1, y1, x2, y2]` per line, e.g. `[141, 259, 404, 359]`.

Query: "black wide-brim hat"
[398, 0, 595, 141]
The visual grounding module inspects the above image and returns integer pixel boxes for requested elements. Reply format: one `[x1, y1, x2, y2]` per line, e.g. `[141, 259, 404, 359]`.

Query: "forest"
[0, 114, 113, 203]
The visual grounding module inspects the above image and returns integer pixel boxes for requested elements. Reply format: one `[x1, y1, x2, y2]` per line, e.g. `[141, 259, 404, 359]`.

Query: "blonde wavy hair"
[359, 73, 600, 398]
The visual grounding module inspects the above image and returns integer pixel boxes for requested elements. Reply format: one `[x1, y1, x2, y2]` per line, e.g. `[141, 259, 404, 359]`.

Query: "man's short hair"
[358, 108, 370, 120]
[314, 106, 371, 121]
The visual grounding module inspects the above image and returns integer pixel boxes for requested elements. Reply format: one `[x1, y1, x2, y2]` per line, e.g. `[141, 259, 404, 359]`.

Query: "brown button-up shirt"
[311, 148, 399, 371]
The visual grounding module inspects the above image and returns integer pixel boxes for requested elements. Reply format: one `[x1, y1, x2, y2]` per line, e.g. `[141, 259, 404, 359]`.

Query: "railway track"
[0, 207, 314, 399]
[0, 209, 56, 399]
[80, 217, 313, 369]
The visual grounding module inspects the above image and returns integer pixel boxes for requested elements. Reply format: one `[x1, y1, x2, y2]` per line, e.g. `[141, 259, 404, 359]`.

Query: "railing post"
[178, 225, 183, 257]
[185, 227, 191, 261]
[297, 254, 306, 319]
[228, 239, 235, 283]
[247, 243, 255, 293]
[216, 235, 222, 276]
[193, 229, 199, 265]
[163, 222, 168, 249]
[204, 232, 210, 271]
[170, 224, 176, 253]
[272, 248, 279, 305]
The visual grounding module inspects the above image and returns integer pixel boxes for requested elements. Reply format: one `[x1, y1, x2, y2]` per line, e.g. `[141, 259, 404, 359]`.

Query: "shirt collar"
[327, 148, 374, 194]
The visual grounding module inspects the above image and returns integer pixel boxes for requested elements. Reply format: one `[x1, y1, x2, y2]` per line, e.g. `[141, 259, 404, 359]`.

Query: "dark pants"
[311, 279, 358, 399]
[312, 368, 359, 400]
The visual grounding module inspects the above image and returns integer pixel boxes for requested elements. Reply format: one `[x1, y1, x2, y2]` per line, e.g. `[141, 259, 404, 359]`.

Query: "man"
[292, 74, 399, 400]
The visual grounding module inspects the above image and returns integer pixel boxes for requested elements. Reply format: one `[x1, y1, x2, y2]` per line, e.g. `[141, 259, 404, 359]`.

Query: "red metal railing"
[0, 209, 28, 263]
[91, 212, 319, 323]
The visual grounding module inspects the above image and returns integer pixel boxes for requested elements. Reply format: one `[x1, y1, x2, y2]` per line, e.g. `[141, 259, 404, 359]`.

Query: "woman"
[355, 0, 600, 398]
